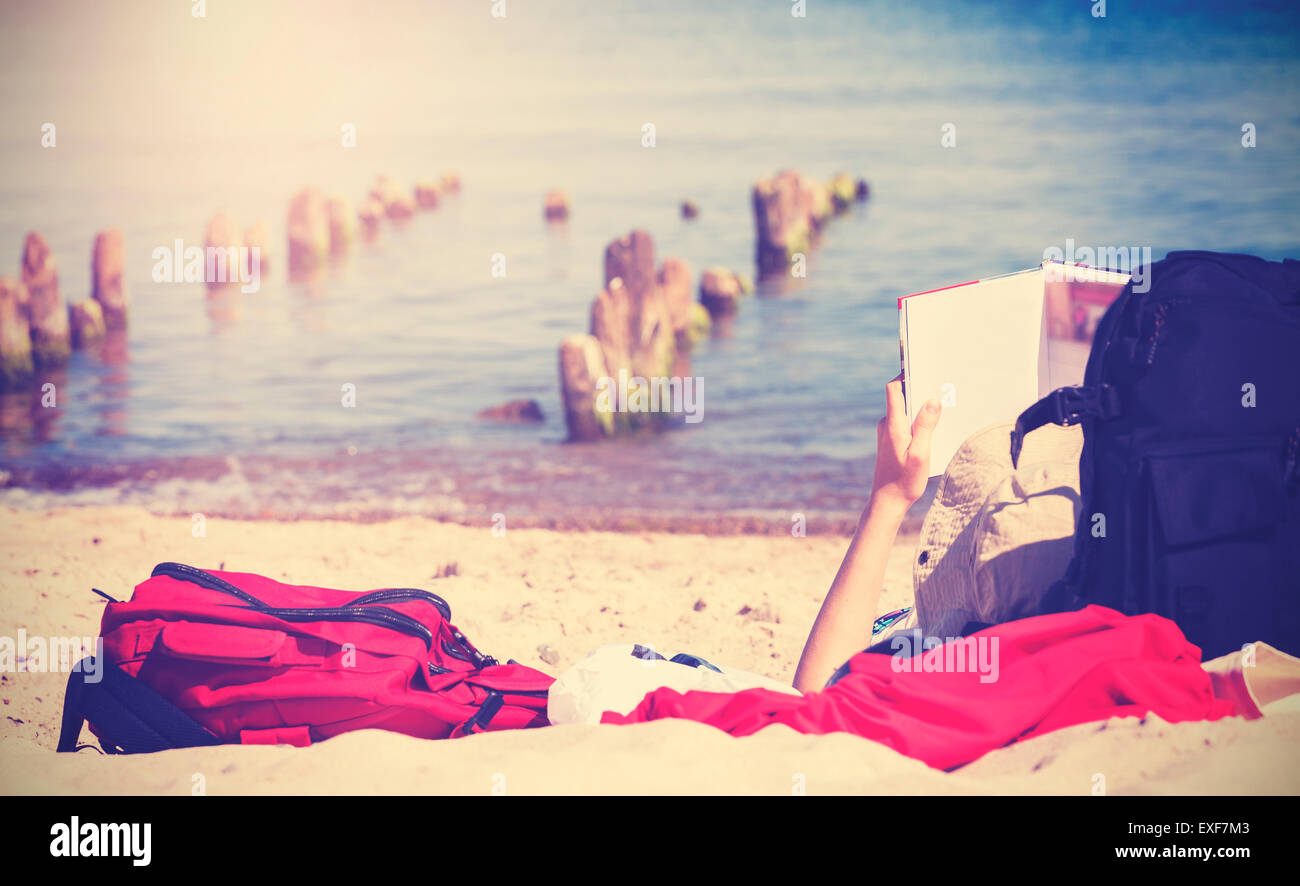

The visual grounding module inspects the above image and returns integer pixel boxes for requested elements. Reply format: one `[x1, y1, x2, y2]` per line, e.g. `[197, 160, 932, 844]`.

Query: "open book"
[898, 261, 1131, 476]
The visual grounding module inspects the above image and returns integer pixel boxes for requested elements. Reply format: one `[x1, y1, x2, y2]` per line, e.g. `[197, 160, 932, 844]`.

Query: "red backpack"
[57, 562, 554, 753]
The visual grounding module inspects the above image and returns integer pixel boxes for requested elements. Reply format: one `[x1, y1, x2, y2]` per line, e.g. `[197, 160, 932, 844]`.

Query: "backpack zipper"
[256, 606, 433, 648]
[1140, 300, 1172, 367]
[153, 561, 261, 604]
[442, 632, 498, 668]
[350, 587, 452, 620]
[151, 563, 455, 632]
[150, 562, 435, 649]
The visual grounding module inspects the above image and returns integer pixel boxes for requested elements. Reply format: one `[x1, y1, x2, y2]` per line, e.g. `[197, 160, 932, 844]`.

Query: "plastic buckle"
[1051, 386, 1098, 427]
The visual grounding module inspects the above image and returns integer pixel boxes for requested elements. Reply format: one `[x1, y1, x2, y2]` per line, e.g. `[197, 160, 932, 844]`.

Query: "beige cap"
[912, 421, 1083, 634]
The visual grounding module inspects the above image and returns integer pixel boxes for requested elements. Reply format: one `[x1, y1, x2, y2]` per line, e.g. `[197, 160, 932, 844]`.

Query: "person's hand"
[869, 375, 941, 513]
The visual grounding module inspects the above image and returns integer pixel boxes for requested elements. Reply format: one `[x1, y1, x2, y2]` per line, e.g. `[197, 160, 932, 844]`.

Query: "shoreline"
[0, 501, 921, 537]
[0, 443, 914, 537]
[0, 476, 933, 537]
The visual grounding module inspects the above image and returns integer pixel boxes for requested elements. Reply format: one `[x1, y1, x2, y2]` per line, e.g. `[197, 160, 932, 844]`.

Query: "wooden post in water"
[91, 228, 128, 331]
[21, 231, 71, 365]
[0, 277, 34, 387]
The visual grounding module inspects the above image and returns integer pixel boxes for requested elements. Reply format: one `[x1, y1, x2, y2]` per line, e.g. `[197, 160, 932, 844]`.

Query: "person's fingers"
[885, 377, 908, 436]
[907, 398, 942, 463]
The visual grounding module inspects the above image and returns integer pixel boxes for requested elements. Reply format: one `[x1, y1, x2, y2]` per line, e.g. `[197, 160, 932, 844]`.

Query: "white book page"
[901, 268, 1047, 476]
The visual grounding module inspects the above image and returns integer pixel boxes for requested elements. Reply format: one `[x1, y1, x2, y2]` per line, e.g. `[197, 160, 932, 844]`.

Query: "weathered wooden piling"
[21, 232, 70, 364]
[91, 228, 128, 331]
[0, 277, 34, 387]
[286, 188, 330, 276]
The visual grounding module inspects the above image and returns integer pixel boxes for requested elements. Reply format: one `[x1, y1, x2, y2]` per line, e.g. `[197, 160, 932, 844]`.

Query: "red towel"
[601, 606, 1242, 770]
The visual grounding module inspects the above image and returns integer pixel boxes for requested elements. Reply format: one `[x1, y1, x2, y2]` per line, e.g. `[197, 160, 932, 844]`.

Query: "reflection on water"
[1, 331, 132, 453]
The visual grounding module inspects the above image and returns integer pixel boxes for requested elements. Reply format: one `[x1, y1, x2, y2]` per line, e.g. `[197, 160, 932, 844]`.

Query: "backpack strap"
[455, 691, 506, 737]
[1010, 384, 1122, 468]
[57, 657, 223, 754]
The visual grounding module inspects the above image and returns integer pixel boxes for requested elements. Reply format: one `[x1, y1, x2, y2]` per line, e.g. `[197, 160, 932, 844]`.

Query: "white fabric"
[546, 643, 801, 726]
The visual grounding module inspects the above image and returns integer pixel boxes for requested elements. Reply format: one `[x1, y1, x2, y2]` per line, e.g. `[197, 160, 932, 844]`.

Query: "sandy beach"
[2, 505, 1296, 796]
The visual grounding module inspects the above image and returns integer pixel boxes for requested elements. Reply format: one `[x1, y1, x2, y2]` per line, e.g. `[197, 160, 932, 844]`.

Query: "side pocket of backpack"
[1142, 435, 1293, 657]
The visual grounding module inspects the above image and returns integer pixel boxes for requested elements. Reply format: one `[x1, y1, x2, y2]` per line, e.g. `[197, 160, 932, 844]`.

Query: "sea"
[0, 0, 1296, 530]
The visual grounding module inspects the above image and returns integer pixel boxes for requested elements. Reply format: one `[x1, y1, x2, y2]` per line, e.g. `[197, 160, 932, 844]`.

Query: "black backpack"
[1012, 251, 1300, 658]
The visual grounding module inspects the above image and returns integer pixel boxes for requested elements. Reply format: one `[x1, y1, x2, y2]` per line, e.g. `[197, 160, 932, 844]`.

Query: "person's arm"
[792, 377, 940, 693]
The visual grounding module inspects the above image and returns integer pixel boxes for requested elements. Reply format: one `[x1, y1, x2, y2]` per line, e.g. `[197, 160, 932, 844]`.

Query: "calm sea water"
[0, 0, 1297, 527]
